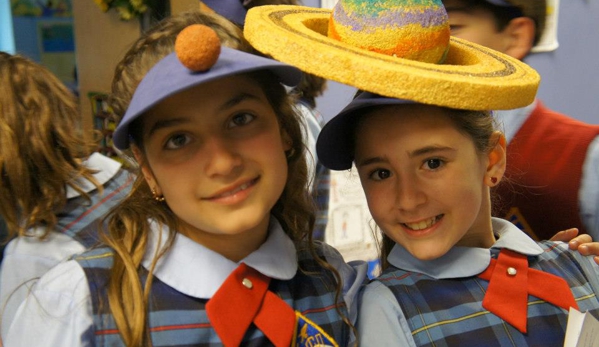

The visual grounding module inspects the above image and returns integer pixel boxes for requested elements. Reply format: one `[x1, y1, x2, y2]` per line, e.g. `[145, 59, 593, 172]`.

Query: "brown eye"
[165, 133, 191, 149]
[229, 113, 255, 128]
[370, 169, 391, 181]
[424, 159, 442, 170]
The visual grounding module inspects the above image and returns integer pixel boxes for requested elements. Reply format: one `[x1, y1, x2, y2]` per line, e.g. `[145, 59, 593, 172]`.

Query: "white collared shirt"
[5, 217, 367, 347]
[357, 218, 599, 346]
[0, 152, 123, 340]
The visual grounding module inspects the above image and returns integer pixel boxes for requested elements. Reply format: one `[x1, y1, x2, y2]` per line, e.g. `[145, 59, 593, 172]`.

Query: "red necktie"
[478, 249, 578, 333]
[206, 263, 296, 347]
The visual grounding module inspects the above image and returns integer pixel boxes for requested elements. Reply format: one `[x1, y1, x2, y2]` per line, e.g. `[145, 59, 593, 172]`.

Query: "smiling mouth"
[402, 215, 443, 231]
[209, 178, 259, 199]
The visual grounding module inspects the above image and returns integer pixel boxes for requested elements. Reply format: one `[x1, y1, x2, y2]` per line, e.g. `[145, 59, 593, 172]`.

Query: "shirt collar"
[65, 152, 122, 199]
[141, 216, 298, 299]
[386, 218, 544, 279]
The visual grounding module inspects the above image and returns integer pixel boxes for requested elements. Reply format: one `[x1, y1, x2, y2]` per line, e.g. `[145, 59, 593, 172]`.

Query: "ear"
[501, 17, 536, 60]
[132, 145, 161, 194]
[281, 129, 293, 152]
[485, 131, 507, 187]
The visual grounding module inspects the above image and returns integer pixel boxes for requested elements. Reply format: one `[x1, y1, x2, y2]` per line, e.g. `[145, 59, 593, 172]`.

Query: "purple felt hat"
[112, 46, 302, 150]
[202, 0, 248, 26]
[316, 92, 414, 171]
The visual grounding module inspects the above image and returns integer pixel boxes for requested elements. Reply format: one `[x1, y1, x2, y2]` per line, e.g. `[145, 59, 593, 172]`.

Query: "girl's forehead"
[361, 104, 449, 128]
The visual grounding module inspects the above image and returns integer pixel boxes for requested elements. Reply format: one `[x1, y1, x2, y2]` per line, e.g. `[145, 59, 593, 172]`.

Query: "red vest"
[494, 102, 599, 240]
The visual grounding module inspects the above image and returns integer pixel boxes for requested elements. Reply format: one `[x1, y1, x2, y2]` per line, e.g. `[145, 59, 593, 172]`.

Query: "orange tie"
[206, 263, 296, 347]
[478, 249, 578, 333]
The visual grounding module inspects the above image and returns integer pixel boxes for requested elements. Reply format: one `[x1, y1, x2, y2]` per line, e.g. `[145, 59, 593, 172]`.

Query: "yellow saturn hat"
[243, 0, 540, 111]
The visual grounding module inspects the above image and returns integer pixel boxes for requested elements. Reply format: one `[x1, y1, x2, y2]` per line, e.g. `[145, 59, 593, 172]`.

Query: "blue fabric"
[77, 242, 351, 346]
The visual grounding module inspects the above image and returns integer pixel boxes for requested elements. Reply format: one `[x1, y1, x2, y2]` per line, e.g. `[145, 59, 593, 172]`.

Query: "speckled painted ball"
[328, 0, 450, 63]
[175, 24, 221, 71]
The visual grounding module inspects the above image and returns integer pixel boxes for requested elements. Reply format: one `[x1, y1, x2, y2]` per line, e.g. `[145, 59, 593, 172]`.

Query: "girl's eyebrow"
[218, 92, 262, 112]
[356, 145, 455, 167]
[146, 92, 263, 137]
[409, 145, 455, 158]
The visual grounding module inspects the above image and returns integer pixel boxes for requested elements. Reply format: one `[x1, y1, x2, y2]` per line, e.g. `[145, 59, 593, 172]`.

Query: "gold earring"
[151, 188, 165, 202]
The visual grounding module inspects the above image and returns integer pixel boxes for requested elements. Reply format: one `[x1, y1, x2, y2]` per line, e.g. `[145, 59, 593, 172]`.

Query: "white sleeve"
[294, 103, 322, 192]
[0, 231, 85, 339]
[357, 281, 417, 347]
[4, 260, 94, 347]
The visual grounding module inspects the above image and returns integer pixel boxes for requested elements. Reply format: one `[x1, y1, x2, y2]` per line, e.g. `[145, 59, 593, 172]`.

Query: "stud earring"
[491, 177, 497, 184]
[151, 188, 165, 202]
[286, 148, 296, 159]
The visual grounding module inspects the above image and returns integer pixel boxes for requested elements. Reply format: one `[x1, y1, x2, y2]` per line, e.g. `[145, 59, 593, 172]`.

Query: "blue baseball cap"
[113, 46, 302, 150]
[316, 92, 414, 171]
[202, 0, 248, 26]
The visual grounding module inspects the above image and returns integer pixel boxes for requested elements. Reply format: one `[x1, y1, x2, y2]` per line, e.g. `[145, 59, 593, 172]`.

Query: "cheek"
[363, 184, 392, 222]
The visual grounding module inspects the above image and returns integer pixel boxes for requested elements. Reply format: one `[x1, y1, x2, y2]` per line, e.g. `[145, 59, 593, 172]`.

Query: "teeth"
[404, 216, 439, 231]
[218, 181, 251, 198]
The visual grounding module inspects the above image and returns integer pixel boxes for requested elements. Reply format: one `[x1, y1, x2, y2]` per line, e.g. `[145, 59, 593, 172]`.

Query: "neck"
[178, 218, 270, 262]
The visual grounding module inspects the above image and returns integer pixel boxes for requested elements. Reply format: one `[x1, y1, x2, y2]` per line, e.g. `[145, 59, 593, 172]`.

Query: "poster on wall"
[11, 0, 72, 17]
[37, 20, 76, 86]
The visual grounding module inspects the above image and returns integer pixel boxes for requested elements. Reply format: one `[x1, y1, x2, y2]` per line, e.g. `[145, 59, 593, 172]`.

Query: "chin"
[407, 245, 449, 261]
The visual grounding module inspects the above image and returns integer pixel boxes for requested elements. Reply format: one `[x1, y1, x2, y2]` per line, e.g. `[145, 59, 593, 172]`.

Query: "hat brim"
[113, 46, 302, 149]
[316, 93, 414, 170]
[244, 6, 540, 111]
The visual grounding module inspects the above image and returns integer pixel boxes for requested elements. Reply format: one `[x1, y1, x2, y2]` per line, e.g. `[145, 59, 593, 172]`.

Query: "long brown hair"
[104, 10, 348, 346]
[0, 52, 100, 240]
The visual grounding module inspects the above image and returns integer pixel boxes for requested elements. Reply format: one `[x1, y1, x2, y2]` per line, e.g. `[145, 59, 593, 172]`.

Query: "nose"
[203, 136, 242, 177]
[395, 174, 426, 211]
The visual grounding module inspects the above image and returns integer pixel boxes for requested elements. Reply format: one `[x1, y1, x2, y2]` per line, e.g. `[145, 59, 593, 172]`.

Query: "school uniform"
[295, 101, 331, 241]
[0, 153, 134, 339]
[357, 218, 599, 346]
[494, 101, 599, 240]
[5, 216, 367, 347]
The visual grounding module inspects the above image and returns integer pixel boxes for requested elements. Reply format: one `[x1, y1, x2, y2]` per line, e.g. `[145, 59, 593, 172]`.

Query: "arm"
[3, 260, 94, 347]
[357, 281, 417, 347]
[549, 228, 599, 265]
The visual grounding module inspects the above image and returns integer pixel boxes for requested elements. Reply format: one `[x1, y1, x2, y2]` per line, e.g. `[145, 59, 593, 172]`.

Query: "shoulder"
[3, 229, 85, 259]
[357, 280, 415, 346]
[4, 259, 94, 346]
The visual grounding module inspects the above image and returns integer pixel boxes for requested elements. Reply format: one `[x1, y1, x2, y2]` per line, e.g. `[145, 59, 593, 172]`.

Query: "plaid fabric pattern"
[56, 168, 133, 248]
[376, 242, 599, 347]
[312, 162, 330, 241]
[76, 241, 349, 346]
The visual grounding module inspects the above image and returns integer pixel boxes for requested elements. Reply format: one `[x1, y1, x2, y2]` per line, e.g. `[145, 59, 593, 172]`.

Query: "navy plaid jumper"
[57, 167, 133, 248]
[375, 241, 599, 347]
[76, 241, 350, 346]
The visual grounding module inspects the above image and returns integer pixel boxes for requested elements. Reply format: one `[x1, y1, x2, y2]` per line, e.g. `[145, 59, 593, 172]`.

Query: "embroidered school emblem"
[505, 207, 537, 240]
[293, 312, 338, 347]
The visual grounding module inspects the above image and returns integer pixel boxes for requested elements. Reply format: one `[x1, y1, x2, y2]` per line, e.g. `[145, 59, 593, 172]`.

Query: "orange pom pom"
[175, 24, 221, 71]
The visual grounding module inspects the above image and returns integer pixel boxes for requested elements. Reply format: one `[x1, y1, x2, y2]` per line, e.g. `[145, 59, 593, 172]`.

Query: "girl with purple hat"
[5, 10, 366, 347]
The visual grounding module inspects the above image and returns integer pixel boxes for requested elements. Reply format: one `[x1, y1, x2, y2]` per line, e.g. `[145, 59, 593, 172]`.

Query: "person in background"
[0, 52, 134, 339]
[4, 10, 366, 346]
[200, 0, 331, 240]
[442, 0, 599, 242]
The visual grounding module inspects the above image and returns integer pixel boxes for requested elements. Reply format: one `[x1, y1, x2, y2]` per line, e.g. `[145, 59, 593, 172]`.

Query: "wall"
[72, 0, 199, 132]
[72, 1, 140, 131]
[524, 0, 599, 125]
[0, 0, 15, 53]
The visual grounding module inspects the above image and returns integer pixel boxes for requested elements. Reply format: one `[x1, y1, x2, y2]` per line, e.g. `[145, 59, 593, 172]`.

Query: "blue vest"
[57, 168, 133, 248]
[376, 242, 599, 347]
[76, 241, 350, 346]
